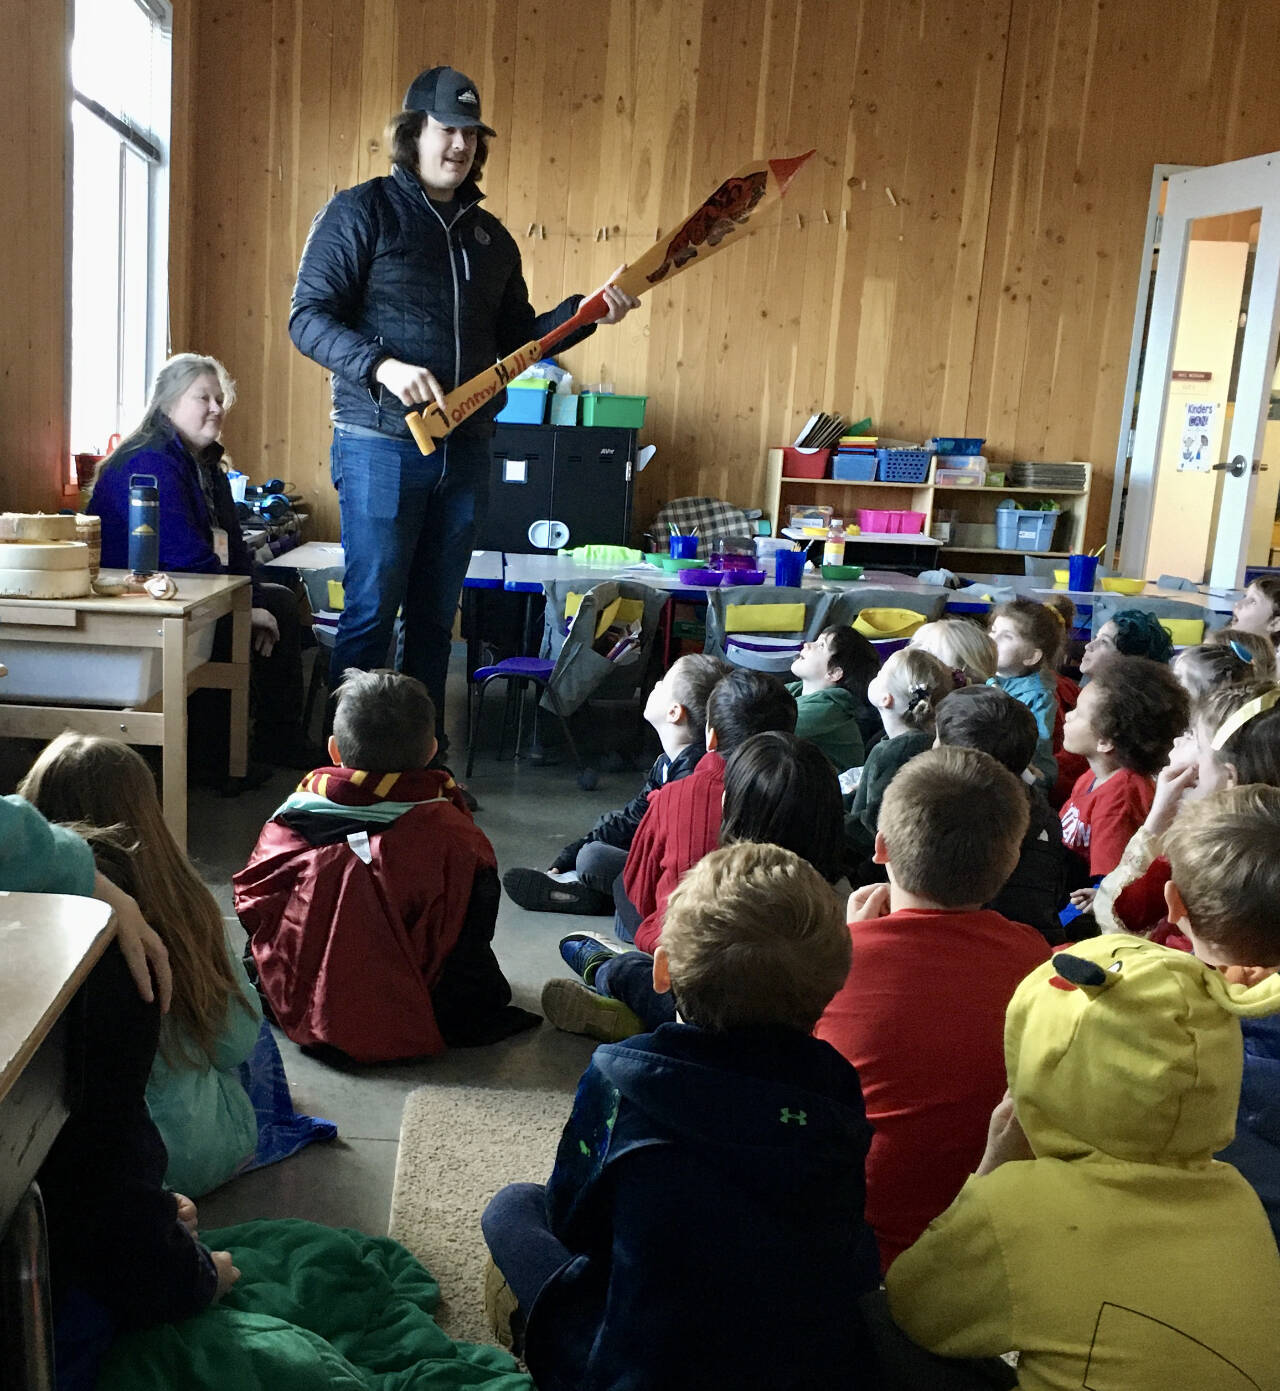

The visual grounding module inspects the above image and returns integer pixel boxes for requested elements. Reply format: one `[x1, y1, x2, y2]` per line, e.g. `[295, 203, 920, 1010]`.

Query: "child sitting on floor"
[20, 734, 332, 1198]
[844, 646, 953, 867]
[1231, 575, 1280, 676]
[910, 617, 997, 687]
[545, 730, 846, 1042]
[934, 685, 1069, 943]
[1175, 629, 1275, 698]
[989, 598, 1061, 786]
[234, 669, 537, 1063]
[502, 653, 729, 915]
[886, 933, 1280, 1389]
[1164, 780, 1280, 1244]
[787, 624, 880, 770]
[817, 746, 1050, 1271]
[1095, 681, 1280, 945]
[483, 841, 880, 1391]
[1059, 654, 1189, 889]
[610, 668, 796, 951]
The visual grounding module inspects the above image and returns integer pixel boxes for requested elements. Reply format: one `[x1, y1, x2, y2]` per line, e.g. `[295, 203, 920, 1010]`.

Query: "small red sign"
[1172, 370, 1213, 381]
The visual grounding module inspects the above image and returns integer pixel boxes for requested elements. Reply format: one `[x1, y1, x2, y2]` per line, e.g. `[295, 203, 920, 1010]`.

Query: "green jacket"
[0, 795, 95, 894]
[146, 949, 262, 1197]
[786, 683, 866, 772]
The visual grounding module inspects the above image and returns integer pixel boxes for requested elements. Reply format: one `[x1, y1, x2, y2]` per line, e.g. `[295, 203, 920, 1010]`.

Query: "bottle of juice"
[823, 518, 846, 567]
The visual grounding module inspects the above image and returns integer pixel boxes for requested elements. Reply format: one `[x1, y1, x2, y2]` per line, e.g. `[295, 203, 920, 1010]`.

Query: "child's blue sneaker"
[559, 931, 627, 987]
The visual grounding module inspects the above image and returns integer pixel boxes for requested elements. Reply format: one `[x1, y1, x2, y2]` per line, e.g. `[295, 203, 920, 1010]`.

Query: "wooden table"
[0, 571, 251, 851]
[0, 893, 115, 1389]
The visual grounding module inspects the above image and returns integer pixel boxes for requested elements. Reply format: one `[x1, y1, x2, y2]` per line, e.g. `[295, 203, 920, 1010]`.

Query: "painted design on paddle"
[646, 170, 770, 284]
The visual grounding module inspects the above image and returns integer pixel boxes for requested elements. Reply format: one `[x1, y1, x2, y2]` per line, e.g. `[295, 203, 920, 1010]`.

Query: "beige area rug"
[389, 1085, 569, 1345]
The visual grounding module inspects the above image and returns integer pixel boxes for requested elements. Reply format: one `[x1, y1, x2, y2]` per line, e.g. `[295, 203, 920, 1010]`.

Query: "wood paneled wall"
[0, 1, 70, 512]
[8, 1, 1280, 543]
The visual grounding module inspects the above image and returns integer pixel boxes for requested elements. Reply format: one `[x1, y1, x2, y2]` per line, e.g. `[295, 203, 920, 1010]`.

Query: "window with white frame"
[69, 0, 171, 465]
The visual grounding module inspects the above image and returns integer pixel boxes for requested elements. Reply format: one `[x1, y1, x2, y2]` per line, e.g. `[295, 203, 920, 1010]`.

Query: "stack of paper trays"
[1008, 462, 1088, 490]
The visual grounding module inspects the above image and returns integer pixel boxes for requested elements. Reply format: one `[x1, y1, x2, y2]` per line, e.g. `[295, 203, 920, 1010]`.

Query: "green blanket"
[98, 1220, 532, 1391]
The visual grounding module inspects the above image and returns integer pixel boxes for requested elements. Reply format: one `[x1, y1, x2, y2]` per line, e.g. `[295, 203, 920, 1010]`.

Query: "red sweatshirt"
[1060, 766, 1154, 878]
[815, 907, 1050, 1271]
[625, 751, 726, 955]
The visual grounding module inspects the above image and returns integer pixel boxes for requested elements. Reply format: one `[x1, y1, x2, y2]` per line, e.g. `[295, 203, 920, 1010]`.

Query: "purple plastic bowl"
[679, 568, 723, 586]
[731, 570, 766, 585]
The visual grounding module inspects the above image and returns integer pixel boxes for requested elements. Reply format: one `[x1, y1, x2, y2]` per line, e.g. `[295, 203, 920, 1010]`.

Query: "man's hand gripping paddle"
[405, 149, 815, 455]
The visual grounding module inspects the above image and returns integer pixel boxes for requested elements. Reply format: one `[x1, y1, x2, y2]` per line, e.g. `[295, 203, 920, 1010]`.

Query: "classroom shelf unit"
[765, 451, 1093, 575]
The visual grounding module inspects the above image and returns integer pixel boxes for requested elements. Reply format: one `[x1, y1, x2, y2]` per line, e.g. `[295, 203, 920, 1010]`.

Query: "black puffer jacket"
[290, 164, 593, 439]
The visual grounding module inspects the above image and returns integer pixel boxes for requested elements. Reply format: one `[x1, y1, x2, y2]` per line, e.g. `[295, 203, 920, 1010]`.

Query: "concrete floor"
[199, 651, 635, 1234]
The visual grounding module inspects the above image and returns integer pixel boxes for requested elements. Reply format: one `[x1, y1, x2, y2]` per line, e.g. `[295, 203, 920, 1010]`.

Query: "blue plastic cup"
[774, 548, 806, 588]
[1067, 553, 1100, 591]
[669, 535, 698, 559]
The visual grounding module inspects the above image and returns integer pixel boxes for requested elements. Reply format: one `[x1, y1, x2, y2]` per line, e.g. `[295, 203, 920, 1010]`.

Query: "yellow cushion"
[852, 607, 927, 640]
[327, 579, 345, 611]
[724, 603, 808, 633]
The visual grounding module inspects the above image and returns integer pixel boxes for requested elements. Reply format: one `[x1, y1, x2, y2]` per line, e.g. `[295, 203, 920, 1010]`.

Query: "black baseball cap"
[403, 67, 496, 136]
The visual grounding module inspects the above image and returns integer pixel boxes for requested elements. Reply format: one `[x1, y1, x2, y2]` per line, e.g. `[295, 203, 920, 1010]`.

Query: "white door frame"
[1118, 151, 1280, 588]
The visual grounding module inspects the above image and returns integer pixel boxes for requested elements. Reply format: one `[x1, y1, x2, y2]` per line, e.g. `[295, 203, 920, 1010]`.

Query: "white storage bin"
[0, 626, 217, 707]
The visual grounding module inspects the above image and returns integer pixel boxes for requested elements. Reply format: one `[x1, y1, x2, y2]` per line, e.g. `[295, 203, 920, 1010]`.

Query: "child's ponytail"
[884, 648, 954, 731]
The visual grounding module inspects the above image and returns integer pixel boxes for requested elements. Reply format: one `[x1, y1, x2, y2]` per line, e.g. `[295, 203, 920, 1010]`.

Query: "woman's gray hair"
[97, 354, 236, 478]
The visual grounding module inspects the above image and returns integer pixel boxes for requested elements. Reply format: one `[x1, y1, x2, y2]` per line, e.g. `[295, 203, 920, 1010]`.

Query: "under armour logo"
[458, 89, 479, 105]
[779, 1107, 807, 1126]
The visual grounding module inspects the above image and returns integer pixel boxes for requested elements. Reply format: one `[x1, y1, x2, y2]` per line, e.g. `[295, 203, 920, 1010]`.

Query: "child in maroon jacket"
[815, 746, 1050, 1271]
[235, 670, 536, 1062]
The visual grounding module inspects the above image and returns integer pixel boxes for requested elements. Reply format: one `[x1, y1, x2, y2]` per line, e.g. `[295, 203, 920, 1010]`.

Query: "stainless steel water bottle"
[128, 474, 159, 575]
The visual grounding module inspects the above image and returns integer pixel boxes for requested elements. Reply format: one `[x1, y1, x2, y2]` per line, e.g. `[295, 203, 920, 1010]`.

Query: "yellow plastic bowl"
[852, 607, 927, 640]
[1052, 569, 1069, 588]
[1101, 577, 1146, 595]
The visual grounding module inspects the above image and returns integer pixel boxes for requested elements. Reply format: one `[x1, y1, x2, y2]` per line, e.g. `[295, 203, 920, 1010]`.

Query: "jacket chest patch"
[474, 226, 491, 247]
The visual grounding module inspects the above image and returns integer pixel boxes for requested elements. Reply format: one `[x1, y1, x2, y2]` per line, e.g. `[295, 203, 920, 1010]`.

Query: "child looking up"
[503, 653, 729, 915]
[989, 598, 1061, 786]
[1096, 681, 1280, 943]
[483, 842, 880, 1390]
[1079, 608, 1174, 674]
[934, 685, 1069, 943]
[887, 935, 1280, 1390]
[1059, 654, 1189, 882]
[1164, 781, 1280, 1243]
[844, 646, 952, 865]
[21, 733, 263, 1198]
[614, 669, 796, 952]
[546, 731, 845, 1041]
[787, 624, 879, 770]
[910, 617, 997, 686]
[235, 669, 536, 1062]
[818, 747, 1050, 1270]
[1231, 576, 1280, 674]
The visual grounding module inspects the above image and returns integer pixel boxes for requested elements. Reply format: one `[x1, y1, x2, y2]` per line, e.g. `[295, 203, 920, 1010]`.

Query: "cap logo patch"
[458, 89, 479, 106]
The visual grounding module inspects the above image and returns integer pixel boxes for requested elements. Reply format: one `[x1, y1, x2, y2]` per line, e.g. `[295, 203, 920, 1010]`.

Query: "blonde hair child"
[910, 619, 997, 686]
[20, 734, 262, 1195]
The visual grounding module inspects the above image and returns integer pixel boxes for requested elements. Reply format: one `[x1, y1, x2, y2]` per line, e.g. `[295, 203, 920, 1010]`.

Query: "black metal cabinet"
[479, 424, 635, 553]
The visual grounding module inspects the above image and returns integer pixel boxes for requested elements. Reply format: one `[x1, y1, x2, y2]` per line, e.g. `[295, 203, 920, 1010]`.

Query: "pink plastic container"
[891, 511, 926, 534]
[857, 508, 894, 533]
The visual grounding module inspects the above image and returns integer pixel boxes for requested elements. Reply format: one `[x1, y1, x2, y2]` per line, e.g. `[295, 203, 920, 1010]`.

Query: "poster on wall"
[1179, 400, 1218, 472]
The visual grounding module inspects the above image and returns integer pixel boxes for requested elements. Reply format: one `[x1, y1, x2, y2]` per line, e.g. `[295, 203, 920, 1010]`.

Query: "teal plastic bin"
[549, 392, 578, 426]
[495, 381, 552, 424]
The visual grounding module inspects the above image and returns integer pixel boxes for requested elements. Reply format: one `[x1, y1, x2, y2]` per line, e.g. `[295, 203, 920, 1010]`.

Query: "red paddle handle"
[537, 286, 611, 356]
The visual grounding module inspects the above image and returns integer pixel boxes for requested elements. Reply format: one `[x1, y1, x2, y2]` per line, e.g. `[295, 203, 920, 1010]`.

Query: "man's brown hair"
[1164, 784, 1280, 964]
[877, 746, 1029, 906]
[662, 842, 849, 1033]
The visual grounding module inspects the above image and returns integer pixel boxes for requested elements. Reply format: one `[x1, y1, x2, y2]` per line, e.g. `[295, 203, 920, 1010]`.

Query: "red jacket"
[232, 766, 495, 1062]
[625, 752, 726, 955]
[815, 906, 1050, 1271]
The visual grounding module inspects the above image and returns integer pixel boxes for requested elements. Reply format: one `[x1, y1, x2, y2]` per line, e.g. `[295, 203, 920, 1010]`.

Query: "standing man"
[290, 67, 637, 750]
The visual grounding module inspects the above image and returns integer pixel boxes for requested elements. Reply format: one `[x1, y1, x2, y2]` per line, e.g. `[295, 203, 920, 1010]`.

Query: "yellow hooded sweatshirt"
[887, 935, 1280, 1391]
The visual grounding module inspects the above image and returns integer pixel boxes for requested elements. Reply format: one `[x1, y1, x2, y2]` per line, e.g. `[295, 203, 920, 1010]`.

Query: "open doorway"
[1108, 157, 1280, 588]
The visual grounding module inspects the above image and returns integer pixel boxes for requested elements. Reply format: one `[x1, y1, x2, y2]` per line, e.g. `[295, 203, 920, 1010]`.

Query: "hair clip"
[1229, 638, 1253, 663]
[952, 668, 969, 689]
[1212, 688, 1280, 751]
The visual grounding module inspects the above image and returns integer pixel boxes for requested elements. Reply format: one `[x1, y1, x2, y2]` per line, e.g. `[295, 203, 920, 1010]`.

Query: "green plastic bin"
[580, 393, 647, 428]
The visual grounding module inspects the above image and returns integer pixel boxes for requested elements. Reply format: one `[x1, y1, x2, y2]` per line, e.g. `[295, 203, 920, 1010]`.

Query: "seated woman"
[88, 353, 314, 771]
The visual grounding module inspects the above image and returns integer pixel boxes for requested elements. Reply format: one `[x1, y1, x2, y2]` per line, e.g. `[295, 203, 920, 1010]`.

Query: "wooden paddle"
[405, 148, 816, 455]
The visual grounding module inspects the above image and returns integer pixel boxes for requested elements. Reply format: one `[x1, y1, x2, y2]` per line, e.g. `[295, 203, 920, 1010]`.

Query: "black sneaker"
[503, 868, 613, 915]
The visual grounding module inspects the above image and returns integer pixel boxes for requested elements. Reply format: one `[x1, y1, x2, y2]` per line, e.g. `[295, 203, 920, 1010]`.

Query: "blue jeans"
[482, 1182, 571, 1315]
[594, 951, 677, 1031]
[330, 427, 489, 730]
